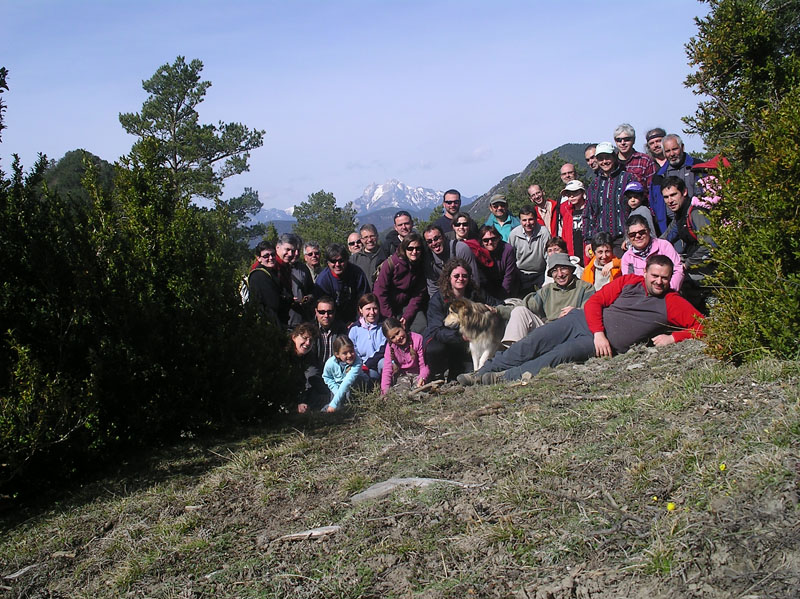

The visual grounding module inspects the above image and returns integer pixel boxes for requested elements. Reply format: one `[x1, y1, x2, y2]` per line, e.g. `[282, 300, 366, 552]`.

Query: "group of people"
[249, 123, 717, 411]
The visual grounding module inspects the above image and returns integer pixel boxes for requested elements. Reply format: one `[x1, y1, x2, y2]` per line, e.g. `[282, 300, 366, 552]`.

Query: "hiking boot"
[481, 371, 507, 385]
[456, 372, 480, 386]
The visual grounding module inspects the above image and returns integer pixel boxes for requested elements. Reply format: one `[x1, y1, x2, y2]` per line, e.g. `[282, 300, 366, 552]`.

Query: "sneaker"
[481, 371, 506, 385]
[456, 372, 480, 386]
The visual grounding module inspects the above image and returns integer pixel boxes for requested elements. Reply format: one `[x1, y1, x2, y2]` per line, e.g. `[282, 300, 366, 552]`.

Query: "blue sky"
[2, 0, 709, 210]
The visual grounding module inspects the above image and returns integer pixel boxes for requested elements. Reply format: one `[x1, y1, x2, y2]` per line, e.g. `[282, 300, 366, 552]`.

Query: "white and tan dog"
[443, 298, 504, 370]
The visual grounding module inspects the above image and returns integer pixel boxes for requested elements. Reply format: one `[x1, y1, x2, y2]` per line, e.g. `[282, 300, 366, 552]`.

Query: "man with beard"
[458, 255, 704, 385]
[350, 223, 388, 287]
[422, 224, 479, 297]
[650, 134, 701, 233]
[645, 127, 667, 168]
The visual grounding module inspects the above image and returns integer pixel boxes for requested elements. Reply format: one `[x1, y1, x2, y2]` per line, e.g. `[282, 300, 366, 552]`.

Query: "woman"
[476, 225, 520, 300]
[287, 323, 328, 414]
[424, 258, 499, 380]
[373, 232, 429, 334]
[348, 293, 386, 385]
[249, 240, 293, 328]
[452, 212, 477, 242]
[620, 214, 684, 292]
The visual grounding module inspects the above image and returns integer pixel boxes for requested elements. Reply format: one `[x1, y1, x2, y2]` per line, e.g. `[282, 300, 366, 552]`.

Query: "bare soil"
[1, 340, 799, 598]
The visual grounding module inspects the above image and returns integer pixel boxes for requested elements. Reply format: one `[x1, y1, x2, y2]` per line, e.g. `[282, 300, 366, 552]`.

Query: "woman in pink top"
[620, 215, 684, 291]
[380, 317, 430, 395]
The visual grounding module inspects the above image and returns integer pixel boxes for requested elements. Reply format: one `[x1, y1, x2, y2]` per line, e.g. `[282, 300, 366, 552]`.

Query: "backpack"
[240, 266, 272, 306]
[374, 254, 395, 284]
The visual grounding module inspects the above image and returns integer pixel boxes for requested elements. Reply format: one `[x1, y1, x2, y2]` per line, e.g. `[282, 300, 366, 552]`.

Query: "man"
[422, 224, 479, 297]
[349, 223, 388, 287]
[559, 180, 587, 263]
[582, 141, 636, 257]
[458, 254, 704, 385]
[346, 232, 363, 254]
[385, 210, 415, 256]
[313, 243, 371, 325]
[484, 193, 519, 242]
[558, 162, 578, 210]
[528, 184, 559, 238]
[500, 252, 595, 345]
[645, 127, 667, 168]
[308, 296, 348, 401]
[649, 134, 701, 234]
[303, 241, 323, 282]
[614, 123, 657, 193]
[508, 204, 551, 294]
[277, 233, 313, 326]
[660, 176, 715, 295]
[433, 188, 478, 240]
[585, 144, 599, 175]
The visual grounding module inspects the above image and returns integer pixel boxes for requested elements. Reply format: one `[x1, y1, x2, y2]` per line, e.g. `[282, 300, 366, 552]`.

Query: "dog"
[443, 298, 504, 370]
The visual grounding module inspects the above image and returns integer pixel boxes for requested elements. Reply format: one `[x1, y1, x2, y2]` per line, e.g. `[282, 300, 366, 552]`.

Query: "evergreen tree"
[119, 56, 264, 202]
[292, 190, 357, 251]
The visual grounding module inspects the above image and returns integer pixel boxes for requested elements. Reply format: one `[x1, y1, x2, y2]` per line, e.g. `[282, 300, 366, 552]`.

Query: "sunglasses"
[328, 258, 347, 264]
[452, 273, 469, 279]
[316, 309, 334, 315]
[260, 253, 276, 259]
[453, 221, 469, 227]
[482, 237, 499, 244]
[305, 251, 320, 257]
[348, 240, 362, 247]
[615, 136, 634, 143]
[628, 229, 649, 239]
[443, 199, 460, 205]
[406, 246, 423, 252]
[425, 235, 442, 244]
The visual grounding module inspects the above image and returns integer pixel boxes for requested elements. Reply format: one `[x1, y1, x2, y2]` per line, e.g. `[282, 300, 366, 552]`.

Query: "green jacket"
[497, 277, 595, 322]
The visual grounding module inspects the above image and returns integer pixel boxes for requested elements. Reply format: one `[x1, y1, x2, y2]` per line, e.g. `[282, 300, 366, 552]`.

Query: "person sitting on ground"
[582, 232, 622, 291]
[423, 224, 479, 299]
[508, 206, 549, 295]
[289, 323, 328, 414]
[349, 223, 388, 287]
[458, 254, 704, 385]
[310, 297, 348, 381]
[620, 215, 684, 292]
[380, 317, 429, 395]
[542, 237, 584, 285]
[373, 232, 429, 333]
[452, 211, 479, 242]
[477, 225, 520, 300]
[424, 258, 500, 381]
[303, 241, 323, 282]
[484, 194, 520, 242]
[248, 240, 293, 328]
[348, 293, 386, 386]
[313, 243, 371, 326]
[321, 335, 366, 412]
[499, 252, 595, 346]
[623, 181, 656, 238]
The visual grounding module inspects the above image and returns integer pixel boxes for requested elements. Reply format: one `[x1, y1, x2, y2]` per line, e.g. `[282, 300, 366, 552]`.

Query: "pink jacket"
[380, 332, 430, 394]
[620, 238, 685, 291]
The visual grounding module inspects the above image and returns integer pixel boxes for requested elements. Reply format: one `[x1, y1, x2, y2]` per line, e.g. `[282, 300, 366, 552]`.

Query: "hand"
[484, 304, 497, 313]
[652, 334, 675, 347]
[601, 262, 614, 277]
[621, 240, 629, 251]
[297, 403, 308, 414]
[585, 244, 594, 258]
[399, 317, 407, 328]
[558, 306, 575, 318]
[416, 378, 426, 387]
[594, 332, 612, 357]
[392, 362, 399, 375]
[324, 404, 336, 413]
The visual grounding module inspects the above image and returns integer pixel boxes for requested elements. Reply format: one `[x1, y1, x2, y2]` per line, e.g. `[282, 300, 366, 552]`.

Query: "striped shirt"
[583, 166, 635, 240]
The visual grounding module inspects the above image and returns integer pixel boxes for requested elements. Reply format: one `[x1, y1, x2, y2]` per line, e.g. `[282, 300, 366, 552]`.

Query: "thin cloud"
[458, 147, 493, 164]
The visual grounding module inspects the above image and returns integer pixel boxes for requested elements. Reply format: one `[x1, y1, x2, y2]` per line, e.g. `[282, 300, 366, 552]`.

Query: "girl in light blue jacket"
[348, 293, 386, 385]
[322, 335, 366, 412]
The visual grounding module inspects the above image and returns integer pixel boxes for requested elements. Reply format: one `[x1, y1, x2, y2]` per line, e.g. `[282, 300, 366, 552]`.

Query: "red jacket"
[535, 199, 559, 238]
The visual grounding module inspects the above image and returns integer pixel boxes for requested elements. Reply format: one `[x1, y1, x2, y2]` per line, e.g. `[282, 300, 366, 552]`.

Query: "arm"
[663, 293, 705, 343]
[501, 245, 520, 297]
[372, 258, 394, 319]
[402, 273, 429, 323]
[380, 343, 393, 394]
[328, 357, 364, 410]
[414, 333, 430, 384]
[425, 294, 462, 344]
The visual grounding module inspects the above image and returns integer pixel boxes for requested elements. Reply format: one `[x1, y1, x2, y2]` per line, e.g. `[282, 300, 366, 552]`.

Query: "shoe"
[481, 371, 507, 385]
[456, 372, 479, 386]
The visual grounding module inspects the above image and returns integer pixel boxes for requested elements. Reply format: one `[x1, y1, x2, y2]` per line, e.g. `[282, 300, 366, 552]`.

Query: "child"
[581, 232, 621, 291]
[623, 181, 657, 237]
[321, 335, 366, 412]
[380, 317, 430, 395]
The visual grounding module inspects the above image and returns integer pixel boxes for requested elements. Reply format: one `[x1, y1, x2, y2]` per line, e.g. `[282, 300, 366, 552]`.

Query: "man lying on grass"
[457, 254, 704, 386]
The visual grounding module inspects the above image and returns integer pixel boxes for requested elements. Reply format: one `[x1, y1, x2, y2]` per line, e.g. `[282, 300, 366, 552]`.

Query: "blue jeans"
[476, 310, 595, 381]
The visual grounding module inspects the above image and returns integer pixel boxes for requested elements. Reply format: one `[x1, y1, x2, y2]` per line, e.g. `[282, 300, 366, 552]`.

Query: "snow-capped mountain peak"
[353, 179, 443, 213]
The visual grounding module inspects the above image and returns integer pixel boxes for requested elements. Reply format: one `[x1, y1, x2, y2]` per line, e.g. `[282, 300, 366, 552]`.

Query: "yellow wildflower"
[666, 502, 676, 511]
[719, 463, 727, 471]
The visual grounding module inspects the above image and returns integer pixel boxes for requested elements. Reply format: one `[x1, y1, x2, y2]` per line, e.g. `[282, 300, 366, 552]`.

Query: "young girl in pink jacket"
[380, 317, 429, 395]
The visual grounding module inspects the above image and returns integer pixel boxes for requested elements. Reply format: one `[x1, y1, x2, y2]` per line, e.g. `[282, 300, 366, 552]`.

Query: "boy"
[581, 232, 621, 290]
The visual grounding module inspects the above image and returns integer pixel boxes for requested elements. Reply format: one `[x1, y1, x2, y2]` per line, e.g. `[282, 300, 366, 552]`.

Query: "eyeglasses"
[628, 229, 649, 239]
[348, 240, 362, 247]
[452, 273, 469, 279]
[425, 235, 442, 245]
[615, 136, 634, 143]
[260, 253, 276, 259]
[361, 234, 377, 241]
[328, 258, 347, 264]
[316, 309, 334, 315]
[482, 237, 499, 244]
[305, 251, 320, 257]
[406, 246, 423, 253]
[453, 221, 469, 227]
[443, 199, 460, 205]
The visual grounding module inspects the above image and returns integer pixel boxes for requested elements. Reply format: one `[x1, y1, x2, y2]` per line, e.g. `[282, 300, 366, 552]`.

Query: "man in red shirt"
[457, 254, 703, 385]
[527, 183, 559, 237]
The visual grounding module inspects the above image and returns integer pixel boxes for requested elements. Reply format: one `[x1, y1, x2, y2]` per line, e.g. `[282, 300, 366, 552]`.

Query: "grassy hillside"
[2, 341, 798, 598]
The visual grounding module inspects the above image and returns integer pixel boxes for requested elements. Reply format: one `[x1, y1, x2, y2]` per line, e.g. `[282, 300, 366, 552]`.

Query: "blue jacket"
[484, 213, 520, 242]
[322, 354, 365, 410]
[348, 319, 386, 368]
[313, 264, 371, 324]
[649, 154, 699, 235]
